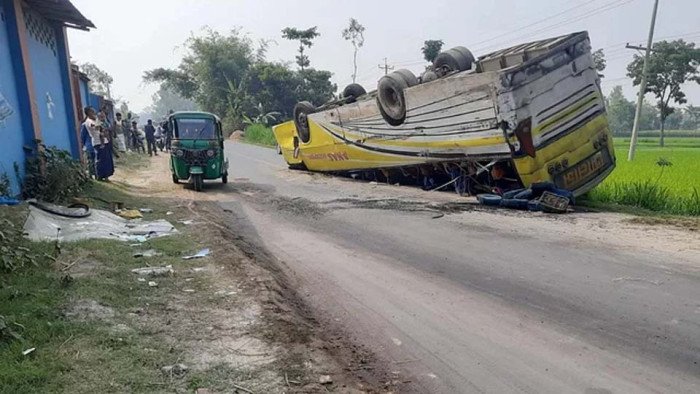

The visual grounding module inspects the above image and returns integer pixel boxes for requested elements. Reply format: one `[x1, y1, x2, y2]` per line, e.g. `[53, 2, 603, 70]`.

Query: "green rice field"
[586, 135, 700, 215]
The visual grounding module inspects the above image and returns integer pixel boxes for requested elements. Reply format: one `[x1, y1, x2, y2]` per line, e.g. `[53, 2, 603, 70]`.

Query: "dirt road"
[152, 142, 700, 393]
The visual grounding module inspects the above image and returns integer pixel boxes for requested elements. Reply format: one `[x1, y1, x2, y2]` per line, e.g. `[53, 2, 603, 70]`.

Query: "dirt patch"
[190, 202, 399, 393]
[65, 299, 115, 322]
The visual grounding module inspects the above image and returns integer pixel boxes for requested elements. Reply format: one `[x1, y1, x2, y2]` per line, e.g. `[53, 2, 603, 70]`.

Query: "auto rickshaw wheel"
[172, 174, 179, 184]
[222, 172, 228, 184]
[192, 174, 203, 192]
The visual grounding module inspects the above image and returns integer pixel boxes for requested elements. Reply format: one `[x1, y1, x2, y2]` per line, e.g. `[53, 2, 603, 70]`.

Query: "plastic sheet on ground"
[23, 206, 177, 242]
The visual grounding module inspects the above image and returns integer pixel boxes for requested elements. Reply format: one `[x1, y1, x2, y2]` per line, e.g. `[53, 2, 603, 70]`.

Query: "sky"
[67, 0, 700, 113]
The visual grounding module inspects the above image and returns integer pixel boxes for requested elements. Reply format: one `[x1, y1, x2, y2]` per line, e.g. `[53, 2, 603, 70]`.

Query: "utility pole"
[628, 0, 659, 161]
[378, 58, 394, 75]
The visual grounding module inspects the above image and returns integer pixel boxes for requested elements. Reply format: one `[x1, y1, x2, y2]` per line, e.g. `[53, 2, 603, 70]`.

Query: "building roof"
[24, 0, 95, 30]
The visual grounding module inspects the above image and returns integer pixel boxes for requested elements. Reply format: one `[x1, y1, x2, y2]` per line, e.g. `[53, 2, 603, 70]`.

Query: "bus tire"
[393, 68, 419, 87]
[342, 83, 367, 103]
[377, 73, 409, 126]
[434, 47, 473, 77]
[293, 101, 315, 144]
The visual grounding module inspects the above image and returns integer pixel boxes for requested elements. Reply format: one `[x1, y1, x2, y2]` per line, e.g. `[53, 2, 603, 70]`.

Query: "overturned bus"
[273, 31, 615, 196]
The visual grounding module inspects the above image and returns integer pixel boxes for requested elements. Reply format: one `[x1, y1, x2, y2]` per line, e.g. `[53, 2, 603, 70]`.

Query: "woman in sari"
[85, 107, 114, 181]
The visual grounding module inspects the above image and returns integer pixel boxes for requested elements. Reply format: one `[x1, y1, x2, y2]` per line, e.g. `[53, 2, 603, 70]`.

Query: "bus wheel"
[434, 46, 474, 77]
[377, 71, 411, 126]
[293, 101, 315, 144]
[342, 83, 367, 103]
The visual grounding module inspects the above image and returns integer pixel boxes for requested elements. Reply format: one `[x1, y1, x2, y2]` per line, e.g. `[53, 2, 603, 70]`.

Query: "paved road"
[221, 141, 700, 394]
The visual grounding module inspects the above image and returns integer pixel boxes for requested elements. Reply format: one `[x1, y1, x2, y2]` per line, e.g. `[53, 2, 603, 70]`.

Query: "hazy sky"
[67, 0, 700, 112]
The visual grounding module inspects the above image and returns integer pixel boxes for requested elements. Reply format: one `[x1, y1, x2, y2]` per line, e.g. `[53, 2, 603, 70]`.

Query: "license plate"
[558, 151, 608, 190]
[539, 191, 570, 213]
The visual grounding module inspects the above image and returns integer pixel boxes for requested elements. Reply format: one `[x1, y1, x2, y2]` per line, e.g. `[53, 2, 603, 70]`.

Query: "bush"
[244, 123, 277, 146]
[589, 181, 700, 216]
[21, 143, 89, 203]
[0, 173, 10, 197]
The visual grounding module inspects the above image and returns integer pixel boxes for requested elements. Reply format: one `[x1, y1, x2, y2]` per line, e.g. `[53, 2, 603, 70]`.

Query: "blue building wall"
[79, 78, 88, 116]
[22, 6, 71, 153]
[0, 4, 26, 195]
[88, 93, 101, 111]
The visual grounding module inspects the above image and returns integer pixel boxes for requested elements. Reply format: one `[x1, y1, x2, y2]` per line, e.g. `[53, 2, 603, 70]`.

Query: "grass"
[585, 136, 700, 216]
[244, 123, 277, 147]
[0, 181, 203, 393]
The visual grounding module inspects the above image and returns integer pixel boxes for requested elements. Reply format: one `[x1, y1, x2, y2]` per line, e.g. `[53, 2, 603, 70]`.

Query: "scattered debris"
[182, 248, 210, 260]
[148, 281, 158, 287]
[22, 347, 36, 356]
[191, 267, 205, 273]
[0, 316, 23, 341]
[477, 182, 574, 213]
[182, 289, 196, 293]
[231, 383, 255, 393]
[23, 206, 177, 242]
[28, 199, 90, 218]
[431, 213, 444, 219]
[166, 211, 174, 215]
[319, 375, 333, 385]
[215, 290, 237, 296]
[178, 219, 195, 225]
[161, 363, 188, 377]
[131, 265, 174, 277]
[139, 208, 153, 213]
[118, 210, 143, 219]
[137, 278, 146, 282]
[133, 249, 163, 258]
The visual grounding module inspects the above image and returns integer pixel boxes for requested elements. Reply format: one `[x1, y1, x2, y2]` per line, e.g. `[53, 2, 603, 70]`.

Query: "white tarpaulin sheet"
[23, 206, 177, 242]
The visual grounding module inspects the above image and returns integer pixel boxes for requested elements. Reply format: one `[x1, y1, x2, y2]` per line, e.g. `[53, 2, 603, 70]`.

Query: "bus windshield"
[174, 118, 216, 140]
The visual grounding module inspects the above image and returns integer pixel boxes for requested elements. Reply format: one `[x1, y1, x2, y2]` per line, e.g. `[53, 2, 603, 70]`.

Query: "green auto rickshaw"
[168, 111, 229, 191]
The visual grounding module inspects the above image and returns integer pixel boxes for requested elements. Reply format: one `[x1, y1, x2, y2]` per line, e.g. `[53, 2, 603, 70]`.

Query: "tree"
[683, 105, 700, 130]
[627, 39, 700, 146]
[80, 62, 113, 98]
[146, 84, 198, 119]
[422, 40, 444, 63]
[342, 18, 365, 83]
[144, 28, 256, 119]
[606, 86, 635, 133]
[282, 26, 320, 71]
[144, 28, 336, 131]
[592, 49, 606, 78]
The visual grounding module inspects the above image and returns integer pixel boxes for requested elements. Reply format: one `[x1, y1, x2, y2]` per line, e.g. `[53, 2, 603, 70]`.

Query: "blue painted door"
[0, 5, 26, 195]
[22, 6, 71, 152]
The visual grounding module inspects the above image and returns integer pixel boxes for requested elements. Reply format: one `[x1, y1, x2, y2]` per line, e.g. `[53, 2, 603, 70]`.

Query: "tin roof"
[24, 0, 95, 30]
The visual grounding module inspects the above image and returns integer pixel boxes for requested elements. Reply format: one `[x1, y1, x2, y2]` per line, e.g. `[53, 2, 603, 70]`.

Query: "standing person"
[164, 110, 174, 152]
[100, 109, 119, 159]
[155, 124, 164, 152]
[114, 112, 127, 152]
[130, 121, 145, 153]
[144, 119, 158, 156]
[85, 107, 114, 181]
[80, 109, 95, 179]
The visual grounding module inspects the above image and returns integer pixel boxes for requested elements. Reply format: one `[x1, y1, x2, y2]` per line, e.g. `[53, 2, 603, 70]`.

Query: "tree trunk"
[659, 118, 665, 147]
[352, 48, 358, 83]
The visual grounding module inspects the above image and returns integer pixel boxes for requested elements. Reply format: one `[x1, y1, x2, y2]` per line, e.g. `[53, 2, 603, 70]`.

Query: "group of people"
[80, 106, 173, 181]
